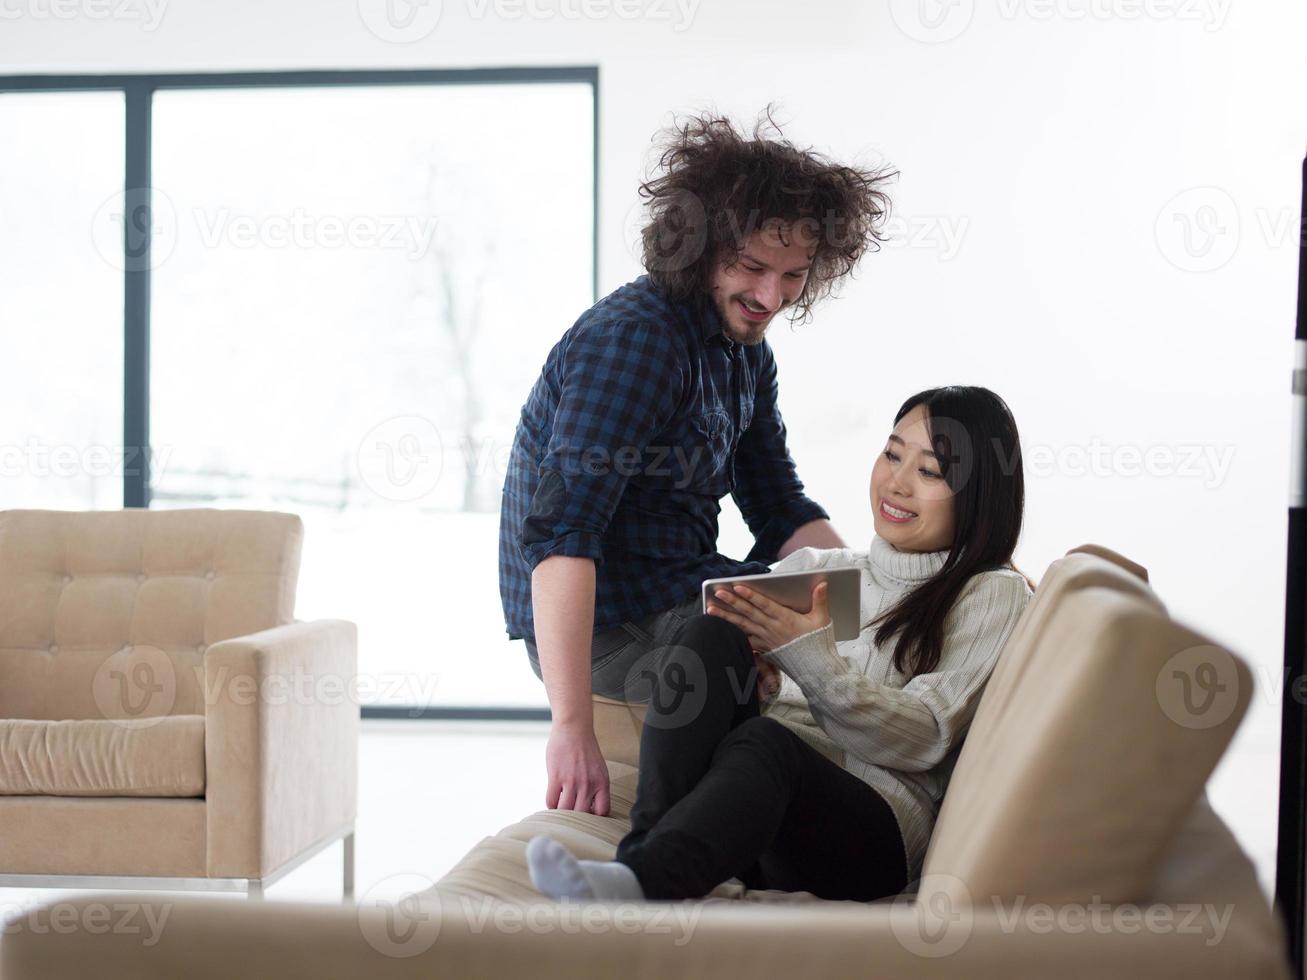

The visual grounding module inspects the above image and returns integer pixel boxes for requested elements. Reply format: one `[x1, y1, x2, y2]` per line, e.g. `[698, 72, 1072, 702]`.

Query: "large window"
[0, 69, 597, 715]
[0, 92, 125, 511]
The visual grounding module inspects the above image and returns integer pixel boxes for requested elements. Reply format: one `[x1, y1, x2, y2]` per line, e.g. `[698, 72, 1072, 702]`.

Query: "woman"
[526, 385, 1033, 903]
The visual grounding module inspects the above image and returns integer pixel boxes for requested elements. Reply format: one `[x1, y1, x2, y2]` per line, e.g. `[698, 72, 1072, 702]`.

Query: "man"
[499, 110, 894, 816]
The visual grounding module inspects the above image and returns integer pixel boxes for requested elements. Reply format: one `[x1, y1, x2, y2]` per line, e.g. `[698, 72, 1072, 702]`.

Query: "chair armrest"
[0, 894, 1288, 980]
[203, 619, 358, 878]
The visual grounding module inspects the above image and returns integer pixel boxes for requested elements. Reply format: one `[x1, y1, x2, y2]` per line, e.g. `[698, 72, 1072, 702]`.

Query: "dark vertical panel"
[592, 66, 600, 303]
[1276, 151, 1307, 979]
[122, 82, 152, 509]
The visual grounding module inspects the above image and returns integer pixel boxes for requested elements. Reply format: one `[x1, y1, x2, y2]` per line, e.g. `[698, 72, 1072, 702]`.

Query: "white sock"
[526, 835, 645, 902]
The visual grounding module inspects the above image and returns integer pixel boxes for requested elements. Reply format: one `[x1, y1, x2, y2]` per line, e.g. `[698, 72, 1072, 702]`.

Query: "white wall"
[3, 0, 1304, 890]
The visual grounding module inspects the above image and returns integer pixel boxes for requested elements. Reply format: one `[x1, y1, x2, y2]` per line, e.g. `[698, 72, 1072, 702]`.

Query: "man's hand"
[707, 580, 832, 654]
[545, 723, 611, 816]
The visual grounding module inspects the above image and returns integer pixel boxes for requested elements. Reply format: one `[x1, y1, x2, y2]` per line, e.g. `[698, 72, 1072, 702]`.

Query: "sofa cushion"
[921, 585, 1251, 907]
[430, 761, 846, 909]
[0, 714, 205, 797]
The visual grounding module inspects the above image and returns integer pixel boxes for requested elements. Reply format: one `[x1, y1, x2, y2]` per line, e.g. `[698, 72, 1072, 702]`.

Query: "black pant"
[614, 614, 909, 902]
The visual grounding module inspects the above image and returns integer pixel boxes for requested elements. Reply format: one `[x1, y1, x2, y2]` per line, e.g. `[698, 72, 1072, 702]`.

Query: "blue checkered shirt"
[498, 275, 830, 639]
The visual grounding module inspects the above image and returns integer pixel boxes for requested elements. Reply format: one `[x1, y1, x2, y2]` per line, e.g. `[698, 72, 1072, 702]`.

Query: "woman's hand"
[754, 652, 781, 704]
[707, 581, 832, 655]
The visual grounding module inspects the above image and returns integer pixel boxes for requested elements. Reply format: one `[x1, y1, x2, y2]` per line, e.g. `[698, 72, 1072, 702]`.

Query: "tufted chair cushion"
[0, 508, 303, 721]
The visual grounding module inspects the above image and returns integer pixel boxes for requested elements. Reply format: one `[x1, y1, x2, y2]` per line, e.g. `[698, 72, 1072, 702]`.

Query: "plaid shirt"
[498, 275, 829, 639]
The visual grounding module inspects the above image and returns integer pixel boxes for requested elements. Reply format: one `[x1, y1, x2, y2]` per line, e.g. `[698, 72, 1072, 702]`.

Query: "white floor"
[0, 718, 1279, 923]
[0, 720, 551, 919]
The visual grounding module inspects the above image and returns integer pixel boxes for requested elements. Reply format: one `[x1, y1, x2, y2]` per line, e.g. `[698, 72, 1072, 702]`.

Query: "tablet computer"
[701, 566, 863, 642]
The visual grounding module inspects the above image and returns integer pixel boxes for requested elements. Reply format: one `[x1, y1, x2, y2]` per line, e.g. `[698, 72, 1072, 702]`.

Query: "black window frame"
[0, 66, 601, 723]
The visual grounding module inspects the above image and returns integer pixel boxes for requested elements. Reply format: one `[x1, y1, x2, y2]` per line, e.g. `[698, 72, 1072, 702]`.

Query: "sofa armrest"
[0, 894, 1288, 980]
[203, 619, 359, 878]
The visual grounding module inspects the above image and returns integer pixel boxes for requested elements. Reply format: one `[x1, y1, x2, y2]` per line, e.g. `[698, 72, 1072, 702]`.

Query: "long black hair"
[871, 386, 1026, 678]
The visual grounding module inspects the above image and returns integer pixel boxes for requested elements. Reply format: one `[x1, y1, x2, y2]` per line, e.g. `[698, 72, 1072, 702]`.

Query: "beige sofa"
[1, 544, 1291, 978]
[0, 508, 358, 898]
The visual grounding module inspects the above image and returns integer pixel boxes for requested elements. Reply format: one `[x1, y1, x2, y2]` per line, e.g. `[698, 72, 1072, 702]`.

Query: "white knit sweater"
[759, 536, 1032, 884]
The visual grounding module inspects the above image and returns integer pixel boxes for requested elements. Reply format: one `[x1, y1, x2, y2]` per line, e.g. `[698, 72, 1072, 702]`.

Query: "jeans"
[523, 596, 703, 701]
[612, 613, 909, 902]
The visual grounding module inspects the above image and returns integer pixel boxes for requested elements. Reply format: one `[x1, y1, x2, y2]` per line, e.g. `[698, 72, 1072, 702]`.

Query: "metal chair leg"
[343, 830, 355, 902]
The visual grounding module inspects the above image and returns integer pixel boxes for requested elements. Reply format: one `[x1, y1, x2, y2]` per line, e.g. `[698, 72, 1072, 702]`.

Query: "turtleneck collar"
[868, 534, 948, 585]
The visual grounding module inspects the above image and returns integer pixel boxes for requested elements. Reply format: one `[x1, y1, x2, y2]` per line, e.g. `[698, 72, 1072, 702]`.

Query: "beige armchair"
[0, 508, 358, 899]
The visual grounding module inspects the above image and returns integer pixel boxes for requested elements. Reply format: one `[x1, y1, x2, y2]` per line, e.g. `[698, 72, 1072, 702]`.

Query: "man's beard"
[717, 293, 776, 346]
[725, 323, 769, 346]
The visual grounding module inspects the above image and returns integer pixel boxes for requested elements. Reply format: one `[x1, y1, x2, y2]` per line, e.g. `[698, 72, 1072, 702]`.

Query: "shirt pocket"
[687, 408, 734, 495]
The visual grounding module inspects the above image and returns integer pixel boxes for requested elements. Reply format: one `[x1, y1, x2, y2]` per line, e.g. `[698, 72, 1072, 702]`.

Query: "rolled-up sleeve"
[762, 572, 1032, 771]
[520, 319, 684, 570]
[732, 346, 829, 563]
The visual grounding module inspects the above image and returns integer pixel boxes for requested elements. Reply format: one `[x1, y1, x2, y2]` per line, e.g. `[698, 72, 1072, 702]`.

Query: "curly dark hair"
[637, 106, 897, 324]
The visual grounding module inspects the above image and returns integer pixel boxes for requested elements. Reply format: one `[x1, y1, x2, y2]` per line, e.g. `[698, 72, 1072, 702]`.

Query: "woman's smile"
[879, 499, 917, 524]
